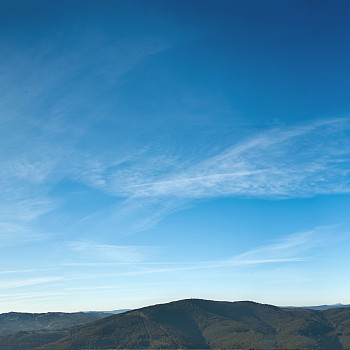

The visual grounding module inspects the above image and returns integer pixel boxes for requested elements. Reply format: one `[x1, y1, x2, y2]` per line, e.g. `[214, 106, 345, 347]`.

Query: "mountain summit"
[1, 299, 350, 349]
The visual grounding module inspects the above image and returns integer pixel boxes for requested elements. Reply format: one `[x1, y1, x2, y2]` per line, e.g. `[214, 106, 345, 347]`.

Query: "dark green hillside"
[0, 311, 111, 336]
[37, 301, 210, 350]
[1, 299, 350, 350]
[0, 330, 68, 350]
[323, 307, 350, 347]
[34, 299, 350, 350]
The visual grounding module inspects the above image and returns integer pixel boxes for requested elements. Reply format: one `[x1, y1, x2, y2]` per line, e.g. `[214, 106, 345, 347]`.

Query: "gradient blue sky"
[1, 0, 350, 312]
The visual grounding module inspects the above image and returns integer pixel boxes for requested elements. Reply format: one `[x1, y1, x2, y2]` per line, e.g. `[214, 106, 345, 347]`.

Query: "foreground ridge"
[0, 299, 349, 350]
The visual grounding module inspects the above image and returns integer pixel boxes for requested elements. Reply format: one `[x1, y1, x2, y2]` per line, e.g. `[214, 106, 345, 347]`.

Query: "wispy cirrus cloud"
[0, 222, 49, 247]
[227, 228, 325, 266]
[0, 276, 64, 290]
[62, 226, 327, 279]
[0, 268, 58, 275]
[74, 117, 350, 234]
[75, 118, 350, 200]
[0, 39, 174, 246]
[68, 241, 155, 263]
[0, 226, 333, 310]
[118, 118, 350, 199]
[1, 65, 349, 239]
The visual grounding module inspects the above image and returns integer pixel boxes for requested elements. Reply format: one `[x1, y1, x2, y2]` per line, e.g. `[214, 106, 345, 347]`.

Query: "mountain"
[297, 304, 350, 311]
[85, 309, 131, 315]
[109, 309, 131, 314]
[1, 299, 350, 349]
[0, 330, 68, 350]
[0, 311, 111, 336]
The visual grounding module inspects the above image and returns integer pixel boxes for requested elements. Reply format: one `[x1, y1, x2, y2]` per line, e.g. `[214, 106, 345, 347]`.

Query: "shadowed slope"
[35, 299, 348, 350]
[0, 312, 111, 336]
[0, 299, 350, 349]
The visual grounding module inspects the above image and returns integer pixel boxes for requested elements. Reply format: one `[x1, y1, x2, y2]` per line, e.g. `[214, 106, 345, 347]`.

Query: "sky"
[1, 0, 350, 313]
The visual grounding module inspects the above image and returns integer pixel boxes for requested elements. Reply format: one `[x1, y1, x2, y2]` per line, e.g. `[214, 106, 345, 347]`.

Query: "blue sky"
[1, 0, 350, 312]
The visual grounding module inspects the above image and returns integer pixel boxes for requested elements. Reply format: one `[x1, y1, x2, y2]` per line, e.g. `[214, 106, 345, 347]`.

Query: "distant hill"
[0, 311, 111, 336]
[289, 304, 350, 311]
[85, 309, 131, 314]
[109, 309, 131, 314]
[1, 299, 350, 349]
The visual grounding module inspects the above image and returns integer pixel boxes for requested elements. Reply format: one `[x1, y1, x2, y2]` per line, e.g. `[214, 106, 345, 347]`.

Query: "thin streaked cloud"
[79, 118, 350, 234]
[68, 241, 155, 263]
[0, 276, 64, 290]
[61, 226, 324, 280]
[119, 118, 350, 199]
[0, 117, 348, 241]
[0, 268, 58, 275]
[0, 222, 49, 247]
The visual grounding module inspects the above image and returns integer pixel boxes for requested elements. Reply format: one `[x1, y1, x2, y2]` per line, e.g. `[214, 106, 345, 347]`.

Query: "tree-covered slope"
[0, 311, 111, 336]
[1, 299, 350, 349]
[0, 330, 68, 350]
[35, 299, 350, 350]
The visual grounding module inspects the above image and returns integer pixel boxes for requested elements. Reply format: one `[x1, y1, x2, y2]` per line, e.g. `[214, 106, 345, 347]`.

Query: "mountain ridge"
[1, 298, 350, 350]
[0, 311, 112, 336]
[285, 304, 350, 311]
